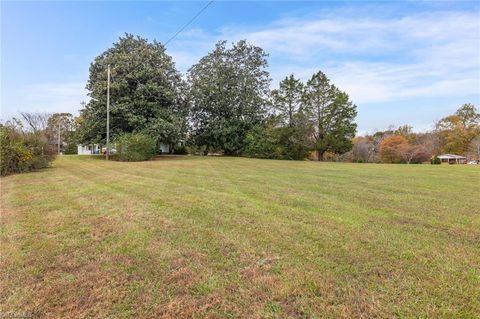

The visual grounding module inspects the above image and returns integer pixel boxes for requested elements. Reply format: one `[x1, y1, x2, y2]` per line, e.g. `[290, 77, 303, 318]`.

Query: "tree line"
[75, 34, 357, 161]
[349, 103, 480, 164]
[3, 34, 479, 170]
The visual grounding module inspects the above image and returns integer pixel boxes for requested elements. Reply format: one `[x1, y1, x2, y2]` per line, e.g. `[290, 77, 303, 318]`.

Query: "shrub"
[431, 155, 441, 165]
[63, 132, 78, 154]
[63, 144, 78, 155]
[244, 119, 310, 160]
[186, 145, 207, 156]
[173, 145, 188, 155]
[0, 125, 55, 176]
[244, 124, 280, 159]
[114, 133, 156, 161]
[278, 126, 311, 160]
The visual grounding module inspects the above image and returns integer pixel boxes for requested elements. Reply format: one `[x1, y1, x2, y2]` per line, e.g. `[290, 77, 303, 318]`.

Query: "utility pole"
[57, 117, 61, 154]
[106, 64, 110, 160]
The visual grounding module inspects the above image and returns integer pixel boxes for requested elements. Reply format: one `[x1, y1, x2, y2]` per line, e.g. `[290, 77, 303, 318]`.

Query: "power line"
[104, 1, 214, 155]
[164, 0, 214, 47]
[114, 0, 215, 77]
[109, 1, 214, 80]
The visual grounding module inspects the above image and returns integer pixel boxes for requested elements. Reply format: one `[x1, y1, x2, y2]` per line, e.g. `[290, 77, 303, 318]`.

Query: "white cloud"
[167, 8, 480, 105]
[4, 6, 478, 130]
[324, 60, 479, 104]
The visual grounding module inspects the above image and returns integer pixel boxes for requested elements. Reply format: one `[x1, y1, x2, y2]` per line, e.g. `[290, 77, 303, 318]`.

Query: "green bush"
[63, 144, 78, 155]
[114, 133, 156, 161]
[185, 145, 208, 156]
[63, 132, 78, 154]
[0, 125, 55, 176]
[173, 145, 188, 155]
[244, 124, 280, 159]
[244, 120, 310, 160]
[430, 155, 441, 165]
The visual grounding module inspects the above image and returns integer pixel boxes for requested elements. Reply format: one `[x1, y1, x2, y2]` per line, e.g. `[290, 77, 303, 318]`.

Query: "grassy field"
[1, 156, 479, 318]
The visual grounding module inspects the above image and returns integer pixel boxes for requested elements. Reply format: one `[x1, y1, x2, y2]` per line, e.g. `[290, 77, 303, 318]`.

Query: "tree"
[395, 125, 413, 137]
[467, 135, 480, 160]
[77, 34, 187, 151]
[396, 132, 437, 164]
[244, 114, 311, 160]
[394, 125, 417, 143]
[415, 132, 441, 157]
[271, 74, 304, 127]
[455, 103, 480, 128]
[281, 111, 313, 160]
[244, 117, 283, 159]
[435, 103, 480, 154]
[45, 113, 74, 153]
[188, 40, 270, 155]
[17, 112, 75, 154]
[398, 144, 429, 164]
[352, 136, 373, 162]
[379, 135, 409, 163]
[392, 125, 433, 163]
[20, 112, 50, 132]
[302, 71, 357, 160]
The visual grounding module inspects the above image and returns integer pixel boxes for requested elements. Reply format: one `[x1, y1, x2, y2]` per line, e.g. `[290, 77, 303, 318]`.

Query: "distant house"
[77, 143, 171, 155]
[438, 154, 467, 164]
[159, 143, 170, 154]
[77, 144, 100, 155]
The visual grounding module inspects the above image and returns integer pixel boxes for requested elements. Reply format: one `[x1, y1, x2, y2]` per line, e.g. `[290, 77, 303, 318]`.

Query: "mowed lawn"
[1, 156, 479, 318]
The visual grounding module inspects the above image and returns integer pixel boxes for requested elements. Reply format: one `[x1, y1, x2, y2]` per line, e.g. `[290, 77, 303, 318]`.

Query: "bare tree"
[467, 135, 480, 161]
[352, 138, 374, 162]
[398, 144, 426, 164]
[45, 113, 75, 152]
[20, 112, 51, 132]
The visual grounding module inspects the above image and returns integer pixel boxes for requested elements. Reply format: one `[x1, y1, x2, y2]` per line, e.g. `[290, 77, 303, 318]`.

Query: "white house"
[77, 144, 100, 155]
[437, 154, 467, 164]
[77, 143, 171, 155]
[159, 143, 170, 154]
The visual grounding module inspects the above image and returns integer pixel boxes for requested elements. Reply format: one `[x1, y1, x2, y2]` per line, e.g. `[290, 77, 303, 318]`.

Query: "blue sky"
[1, 1, 479, 133]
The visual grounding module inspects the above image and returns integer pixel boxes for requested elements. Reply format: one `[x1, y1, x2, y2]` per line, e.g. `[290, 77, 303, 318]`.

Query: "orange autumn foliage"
[379, 135, 409, 163]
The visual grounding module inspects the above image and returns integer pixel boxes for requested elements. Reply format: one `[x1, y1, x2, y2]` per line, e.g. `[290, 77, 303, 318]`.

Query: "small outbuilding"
[437, 154, 467, 164]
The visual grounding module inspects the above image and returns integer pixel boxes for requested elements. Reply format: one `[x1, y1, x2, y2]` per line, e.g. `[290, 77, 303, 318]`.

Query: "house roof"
[438, 154, 467, 159]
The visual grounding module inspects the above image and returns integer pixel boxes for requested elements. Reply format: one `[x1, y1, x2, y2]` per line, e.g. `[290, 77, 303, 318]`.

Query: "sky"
[1, 0, 479, 134]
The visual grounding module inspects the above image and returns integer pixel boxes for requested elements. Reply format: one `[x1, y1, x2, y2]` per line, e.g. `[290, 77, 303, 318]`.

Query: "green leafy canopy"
[188, 40, 271, 155]
[77, 34, 188, 150]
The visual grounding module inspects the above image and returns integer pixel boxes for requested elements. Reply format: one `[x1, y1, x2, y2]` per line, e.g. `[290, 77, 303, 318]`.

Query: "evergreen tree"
[302, 71, 357, 160]
[271, 74, 304, 126]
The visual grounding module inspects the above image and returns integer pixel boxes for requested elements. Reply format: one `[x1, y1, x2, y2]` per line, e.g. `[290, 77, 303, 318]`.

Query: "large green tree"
[78, 34, 187, 151]
[271, 74, 304, 127]
[302, 71, 357, 160]
[188, 40, 271, 155]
